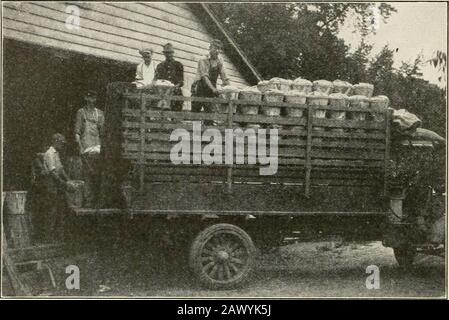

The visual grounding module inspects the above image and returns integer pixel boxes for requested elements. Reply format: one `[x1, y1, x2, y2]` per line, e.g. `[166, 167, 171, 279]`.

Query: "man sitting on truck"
[155, 43, 185, 111]
[191, 39, 230, 124]
[134, 46, 156, 88]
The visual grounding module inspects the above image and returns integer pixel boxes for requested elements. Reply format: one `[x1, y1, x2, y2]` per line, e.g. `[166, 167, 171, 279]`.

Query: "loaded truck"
[71, 82, 445, 289]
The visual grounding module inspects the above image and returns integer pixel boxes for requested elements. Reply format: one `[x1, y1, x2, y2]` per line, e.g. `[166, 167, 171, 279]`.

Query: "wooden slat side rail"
[139, 92, 145, 192]
[122, 127, 387, 142]
[124, 93, 388, 112]
[122, 122, 387, 140]
[121, 144, 384, 161]
[122, 153, 384, 168]
[384, 108, 393, 195]
[226, 100, 234, 193]
[305, 105, 313, 197]
[123, 108, 385, 129]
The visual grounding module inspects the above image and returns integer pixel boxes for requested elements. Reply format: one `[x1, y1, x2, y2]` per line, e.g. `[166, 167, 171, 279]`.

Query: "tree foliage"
[211, 3, 445, 135]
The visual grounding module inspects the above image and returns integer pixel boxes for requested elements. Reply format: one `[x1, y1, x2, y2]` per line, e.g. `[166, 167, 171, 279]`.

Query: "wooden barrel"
[4, 191, 31, 248]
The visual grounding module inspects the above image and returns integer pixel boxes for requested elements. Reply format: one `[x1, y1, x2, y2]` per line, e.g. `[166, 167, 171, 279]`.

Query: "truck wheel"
[189, 223, 256, 290]
[393, 246, 416, 269]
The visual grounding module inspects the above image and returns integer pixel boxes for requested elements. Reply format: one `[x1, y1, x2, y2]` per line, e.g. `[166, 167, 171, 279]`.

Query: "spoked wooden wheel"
[189, 223, 256, 289]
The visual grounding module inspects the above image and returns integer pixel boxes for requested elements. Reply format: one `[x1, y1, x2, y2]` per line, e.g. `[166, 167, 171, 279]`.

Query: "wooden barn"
[2, 2, 261, 189]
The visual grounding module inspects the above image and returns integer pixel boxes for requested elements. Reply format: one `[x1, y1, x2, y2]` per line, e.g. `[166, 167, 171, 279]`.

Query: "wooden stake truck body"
[73, 83, 444, 289]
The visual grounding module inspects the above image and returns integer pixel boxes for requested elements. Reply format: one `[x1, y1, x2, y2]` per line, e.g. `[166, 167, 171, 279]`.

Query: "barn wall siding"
[2, 1, 249, 88]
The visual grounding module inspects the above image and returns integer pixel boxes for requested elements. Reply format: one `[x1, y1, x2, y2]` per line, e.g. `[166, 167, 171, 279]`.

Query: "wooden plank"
[72, 2, 245, 77]
[123, 153, 384, 168]
[144, 166, 227, 176]
[3, 4, 215, 64]
[4, 3, 247, 84]
[311, 179, 381, 187]
[277, 148, 384, 161]
[144, 174, 225, 183]
[122, 123, 386, 144]
[3, 27, 138, 67]
[384, 108, 393, 195]
[139, 93, 145, 192]
[279, 129, 386, 140]
[226, 100, 234, 193]
[313, 118, 385, 130]
[8, 244, 65, 264]
[23, 2, 217, 55]
[2, 14, 201, 79]
[305, 105, 313, 197]
[232, 113, 305, 125]
[311, 159, 384, 168]
[2, 229, 32, 296]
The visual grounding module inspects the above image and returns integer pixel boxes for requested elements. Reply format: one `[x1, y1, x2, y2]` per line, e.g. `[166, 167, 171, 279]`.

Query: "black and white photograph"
[1, 1, 447, 300]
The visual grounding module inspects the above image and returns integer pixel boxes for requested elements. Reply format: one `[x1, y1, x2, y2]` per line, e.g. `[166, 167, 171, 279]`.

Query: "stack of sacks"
[216, 85, 240, 113]
[291, 78, 313, 94]
[352, 83, 374, 98]
[268, 77, 282, 90]
[238, 86, 262, 115]
[257, 80, 278, 93]
[285, 90, 307, 134]
[332, 80, 352, 95]
[153, 79, 175, 109]
[284, 90, 307, 118]
[328, 93, 348, 133]
[307, 91, 329, 119]
[348, 95, 370, 133]
[262, 89, 284, 116]
[313, 80, 333, 95]
[369, 95, 389, 122]
[279, 79, 293, 92]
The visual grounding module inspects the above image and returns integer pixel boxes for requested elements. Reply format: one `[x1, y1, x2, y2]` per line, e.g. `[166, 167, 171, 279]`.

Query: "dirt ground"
[11, 241, 445, 298]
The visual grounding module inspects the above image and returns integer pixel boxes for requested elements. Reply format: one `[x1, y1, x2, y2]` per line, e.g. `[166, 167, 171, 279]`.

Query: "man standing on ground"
[75, 90, 104, 207]
[40, 133, 71, 243]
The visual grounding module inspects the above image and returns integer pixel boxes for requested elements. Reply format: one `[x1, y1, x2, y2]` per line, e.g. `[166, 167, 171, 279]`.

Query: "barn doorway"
[3, 39, 136, 190]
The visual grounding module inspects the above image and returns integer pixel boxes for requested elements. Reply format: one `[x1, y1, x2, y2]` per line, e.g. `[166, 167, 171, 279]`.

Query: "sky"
[338, 2, 447, 86]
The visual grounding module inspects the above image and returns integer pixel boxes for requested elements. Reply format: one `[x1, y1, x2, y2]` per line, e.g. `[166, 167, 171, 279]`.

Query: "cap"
[163, 43, 174, 53]
[139, 46, 154, 56]
[84, 90, 97, 98]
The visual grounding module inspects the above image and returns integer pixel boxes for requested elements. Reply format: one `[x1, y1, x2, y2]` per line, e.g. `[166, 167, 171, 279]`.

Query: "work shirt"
[43, 146, 63, 174]
[75, 107, 104, 153]
[195, 55, 229, 85]
[135, 61, 156, 86]
[155, 59, 184, 88]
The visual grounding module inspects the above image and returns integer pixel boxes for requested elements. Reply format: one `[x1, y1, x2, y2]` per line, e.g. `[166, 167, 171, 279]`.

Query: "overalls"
[80, 108, 102, 207]
[192, 59, 221, 113]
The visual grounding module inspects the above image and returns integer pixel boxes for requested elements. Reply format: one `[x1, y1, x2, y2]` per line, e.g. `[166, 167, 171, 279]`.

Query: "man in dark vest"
[191, 39, 230, 124]
[155, 43, 185, 111]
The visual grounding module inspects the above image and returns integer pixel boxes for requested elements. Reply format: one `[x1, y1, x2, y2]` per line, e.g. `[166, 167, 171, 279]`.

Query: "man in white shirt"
[135, 46, 156, 87]
[37, 134, 71, 243]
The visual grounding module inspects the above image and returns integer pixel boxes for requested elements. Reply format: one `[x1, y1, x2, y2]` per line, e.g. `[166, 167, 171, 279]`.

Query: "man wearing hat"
[135, 46, 156, 87]
[155, 43, 184, 111]
[191, 39, 230, 119]
[38, 133, 72, 242]
[75, 90, 104, 207]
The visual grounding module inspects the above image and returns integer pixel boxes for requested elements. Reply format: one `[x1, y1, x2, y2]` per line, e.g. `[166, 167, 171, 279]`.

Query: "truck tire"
[189, 223, 256, 290]
[393, 246, 416, 269]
